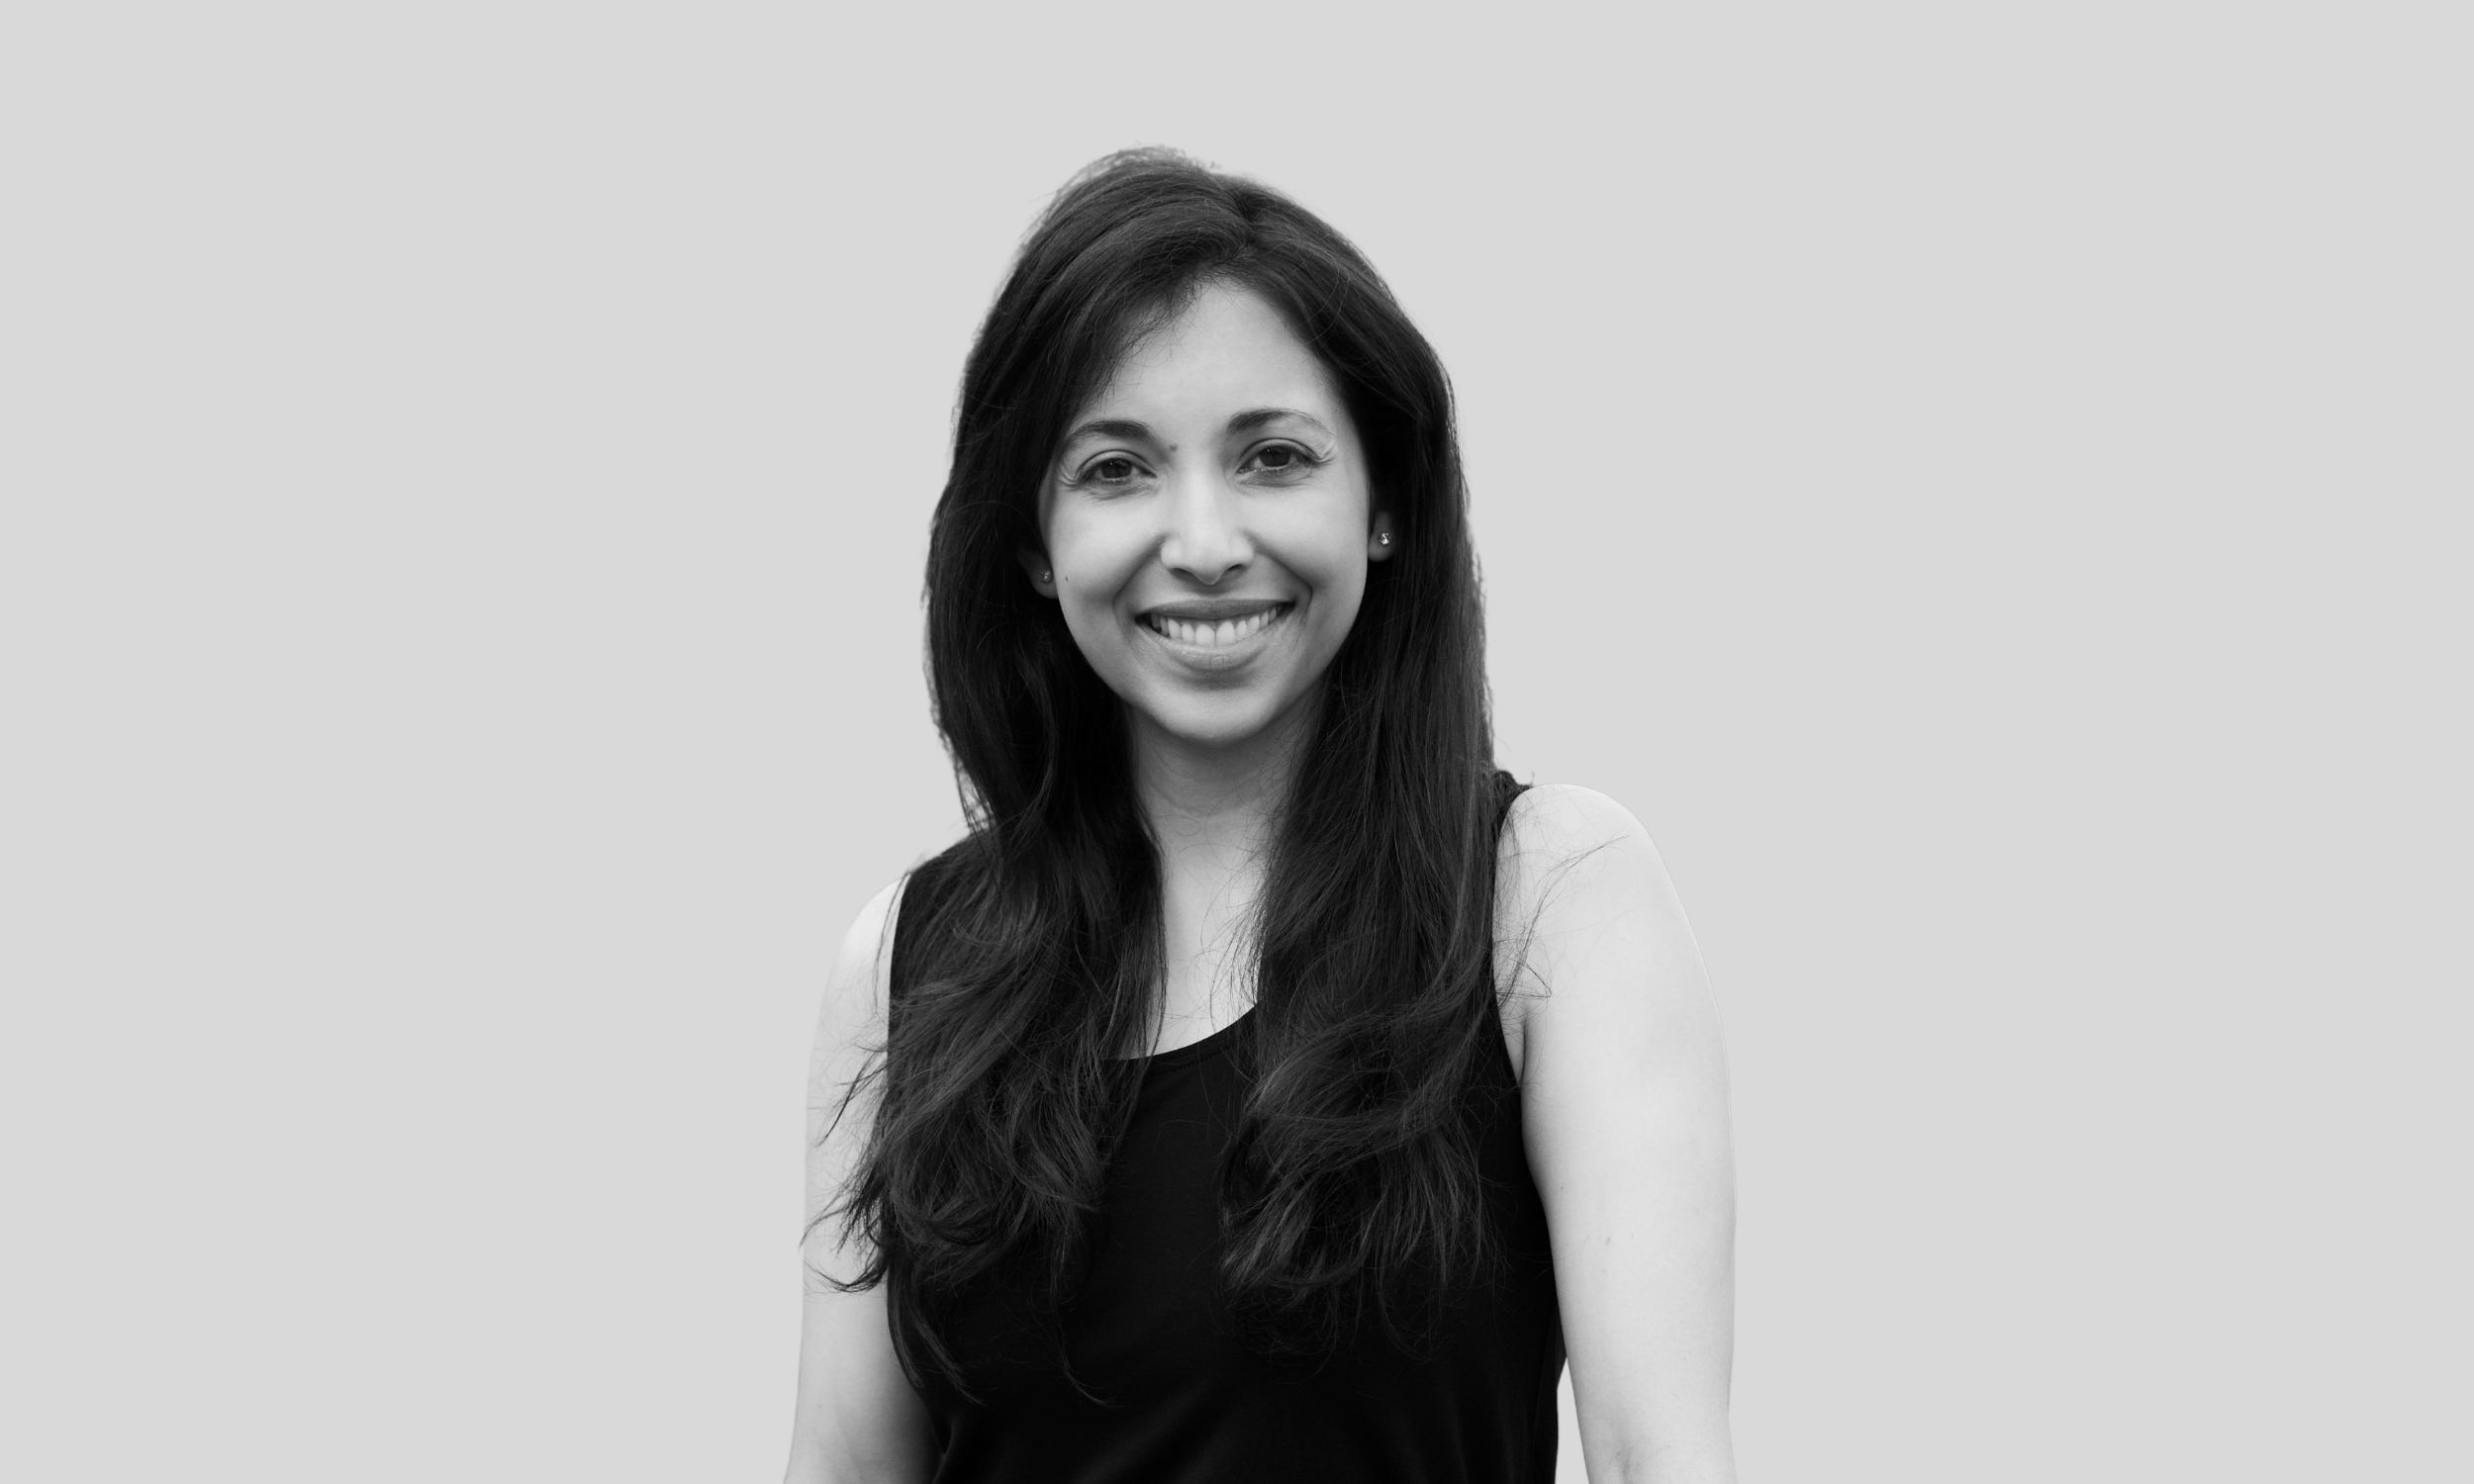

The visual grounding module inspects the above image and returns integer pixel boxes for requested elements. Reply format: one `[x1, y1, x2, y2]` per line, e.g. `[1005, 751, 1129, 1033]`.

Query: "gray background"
[4, 3, 2464, 1480]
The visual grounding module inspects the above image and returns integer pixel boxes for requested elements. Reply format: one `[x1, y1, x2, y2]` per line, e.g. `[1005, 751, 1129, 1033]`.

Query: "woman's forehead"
[1073, 283, 1344, 431]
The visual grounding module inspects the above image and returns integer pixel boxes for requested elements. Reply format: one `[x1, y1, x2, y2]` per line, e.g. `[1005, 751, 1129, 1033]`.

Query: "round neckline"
[1135, 1008, 1254, 1069]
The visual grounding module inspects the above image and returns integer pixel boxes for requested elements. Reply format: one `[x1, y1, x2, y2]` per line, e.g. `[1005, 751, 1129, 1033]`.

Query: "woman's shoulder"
[836, 836, 980, 1009]
[1493, 784, 1701, 1067]
[817, 875, 907, 1048]
[1497, 782, 1666, 901]
[1503, 781, 1651, 849]
[829, 838, 979, 1018]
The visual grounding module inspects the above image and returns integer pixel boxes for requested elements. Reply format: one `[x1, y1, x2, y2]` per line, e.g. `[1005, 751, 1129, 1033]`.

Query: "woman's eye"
[1246, 443, 1318, 477]
[1084, 455, 1141, 484]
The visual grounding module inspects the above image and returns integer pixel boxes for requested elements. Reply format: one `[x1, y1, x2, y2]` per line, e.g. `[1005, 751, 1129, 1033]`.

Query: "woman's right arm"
[784, 878, 935, 1484]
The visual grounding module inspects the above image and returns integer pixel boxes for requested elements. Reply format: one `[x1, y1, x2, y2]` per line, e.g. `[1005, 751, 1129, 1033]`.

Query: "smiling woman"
[787, 150, 1737, 1484]
[1032, 287, 1389, 762]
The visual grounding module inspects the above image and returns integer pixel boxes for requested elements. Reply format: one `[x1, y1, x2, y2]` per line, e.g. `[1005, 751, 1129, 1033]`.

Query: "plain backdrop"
[3, 3, 2465, 1480]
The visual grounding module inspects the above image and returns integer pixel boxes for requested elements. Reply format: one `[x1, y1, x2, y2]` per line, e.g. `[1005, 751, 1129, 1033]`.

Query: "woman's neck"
[1126, 695, 1313, 870]
[1126, 694, 1316, 1048]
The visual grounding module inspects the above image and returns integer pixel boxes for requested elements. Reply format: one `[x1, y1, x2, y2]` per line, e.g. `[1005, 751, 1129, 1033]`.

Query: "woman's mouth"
[1142, 603, 1291, 650]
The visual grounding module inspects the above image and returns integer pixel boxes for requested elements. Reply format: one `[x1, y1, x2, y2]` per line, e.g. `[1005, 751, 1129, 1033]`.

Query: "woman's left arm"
[1505, 785, 1738, 1484]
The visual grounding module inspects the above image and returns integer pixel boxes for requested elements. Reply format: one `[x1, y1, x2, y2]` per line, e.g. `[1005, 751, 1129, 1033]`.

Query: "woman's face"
[1032, 281, 1392, 755]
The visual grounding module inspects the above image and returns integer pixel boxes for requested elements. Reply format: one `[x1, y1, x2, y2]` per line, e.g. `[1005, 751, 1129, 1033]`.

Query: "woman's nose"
[1158, 472, 1251, 586]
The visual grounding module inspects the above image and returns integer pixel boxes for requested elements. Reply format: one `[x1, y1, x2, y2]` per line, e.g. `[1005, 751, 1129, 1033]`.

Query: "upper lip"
[1140, 598, 1290, 622]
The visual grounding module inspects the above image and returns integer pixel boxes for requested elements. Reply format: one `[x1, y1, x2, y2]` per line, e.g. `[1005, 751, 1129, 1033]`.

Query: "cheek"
[1277, 508, 1374, 605]
[1310, 561, 1370, 639]
[1046, 511, 1138, 602]
[1044, 516, 1152, 675]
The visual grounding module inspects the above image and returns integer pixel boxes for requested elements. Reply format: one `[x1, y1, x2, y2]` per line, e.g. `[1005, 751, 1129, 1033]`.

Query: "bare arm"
[1503, 786, 1737, 1484]
[784, 879, 935, 1484]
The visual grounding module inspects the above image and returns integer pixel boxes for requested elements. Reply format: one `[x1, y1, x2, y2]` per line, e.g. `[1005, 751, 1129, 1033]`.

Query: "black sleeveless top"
[887, 908, 1566, 1482]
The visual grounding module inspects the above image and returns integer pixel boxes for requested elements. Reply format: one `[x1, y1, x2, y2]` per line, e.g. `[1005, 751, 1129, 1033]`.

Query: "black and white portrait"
[5, 5, 2462, 1482]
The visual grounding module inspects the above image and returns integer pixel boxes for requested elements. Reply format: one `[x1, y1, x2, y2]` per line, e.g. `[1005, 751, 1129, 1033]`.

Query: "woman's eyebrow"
[1059, 417, 1156, 446]
[1226, 407, 1332, 438]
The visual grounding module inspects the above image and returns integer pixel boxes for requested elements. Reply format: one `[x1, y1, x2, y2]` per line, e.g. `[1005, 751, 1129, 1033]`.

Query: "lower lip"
[1142, 605, 1291, 672]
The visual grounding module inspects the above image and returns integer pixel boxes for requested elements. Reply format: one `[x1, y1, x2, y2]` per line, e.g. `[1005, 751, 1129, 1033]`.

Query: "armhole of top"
[1486, 770, 1532, 1087]
[1490, 770, 1530, 839]
[884, 852, 947, 1039]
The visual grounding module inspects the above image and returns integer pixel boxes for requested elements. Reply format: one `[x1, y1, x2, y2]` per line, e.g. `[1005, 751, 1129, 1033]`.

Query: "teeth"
[1151, 607, 1281, 647]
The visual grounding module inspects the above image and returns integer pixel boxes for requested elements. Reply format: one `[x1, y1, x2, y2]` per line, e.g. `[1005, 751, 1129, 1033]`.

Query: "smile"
[1141, 603, 1291, 650]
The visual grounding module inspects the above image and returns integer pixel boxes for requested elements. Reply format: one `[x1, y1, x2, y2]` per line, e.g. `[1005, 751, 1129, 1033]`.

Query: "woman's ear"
[1367, 511, 1397, 562]
[1016, 547, 1058, 598]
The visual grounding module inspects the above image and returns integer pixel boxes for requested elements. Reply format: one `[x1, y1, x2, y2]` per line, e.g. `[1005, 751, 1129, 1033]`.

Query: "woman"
[787, 150, 1736, 1484]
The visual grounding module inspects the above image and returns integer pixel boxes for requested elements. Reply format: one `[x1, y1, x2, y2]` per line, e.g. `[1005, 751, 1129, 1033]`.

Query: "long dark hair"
[827, 148, 1517, 1380]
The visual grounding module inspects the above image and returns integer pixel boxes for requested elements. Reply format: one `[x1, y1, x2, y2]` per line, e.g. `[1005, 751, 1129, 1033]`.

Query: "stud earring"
[1040, 568, 1052, 583]
[1377, 532, 1391, 546]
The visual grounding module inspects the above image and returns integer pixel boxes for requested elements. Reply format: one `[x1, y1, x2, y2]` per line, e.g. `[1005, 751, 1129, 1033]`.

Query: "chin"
[1140, 692, 1292, 751]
